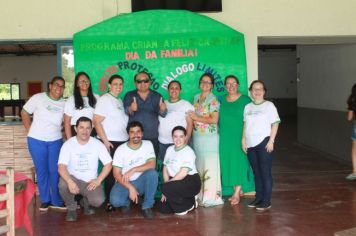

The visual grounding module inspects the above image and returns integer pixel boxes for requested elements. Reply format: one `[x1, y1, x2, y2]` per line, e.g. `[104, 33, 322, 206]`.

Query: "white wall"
[258, 50, 297, 98]
[297, 44, 356, 111]
[2, 0, 356, 84]
[0, 55, 57, 99]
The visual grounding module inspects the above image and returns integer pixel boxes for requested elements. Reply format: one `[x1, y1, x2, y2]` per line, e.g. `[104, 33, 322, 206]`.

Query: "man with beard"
[110, 121, 158, 219]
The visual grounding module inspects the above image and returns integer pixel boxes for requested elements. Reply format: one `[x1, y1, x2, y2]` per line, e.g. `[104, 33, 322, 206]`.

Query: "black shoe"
[247, 199, 262, 208]
[49, 204, 67, 211]
[39, 203, 50, 212]
[142, 208, 154, 219]
[66, 210, 77, 222]
[105, 203, 116, 212]
[256, 202, 271, 211]
[121, 205, 131, 214]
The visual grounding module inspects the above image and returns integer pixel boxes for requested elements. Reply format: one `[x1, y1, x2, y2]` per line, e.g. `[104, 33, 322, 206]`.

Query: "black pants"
[159, 173, 201, 214]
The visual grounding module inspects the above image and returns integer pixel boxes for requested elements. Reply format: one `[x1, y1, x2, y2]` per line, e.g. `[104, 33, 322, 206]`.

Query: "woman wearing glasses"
[64, 72, 99, 139]
[93, 74, 129, 211]
[242, 80, 280, 211]
[21, 76, 67, 211]
[219, 75, 255, 206]
[188, 73, 224, 207]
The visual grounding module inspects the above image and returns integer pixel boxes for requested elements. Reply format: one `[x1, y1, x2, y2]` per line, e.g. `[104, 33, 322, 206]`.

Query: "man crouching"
[58, 116, 112, 221]
[110, 121, 158, 219]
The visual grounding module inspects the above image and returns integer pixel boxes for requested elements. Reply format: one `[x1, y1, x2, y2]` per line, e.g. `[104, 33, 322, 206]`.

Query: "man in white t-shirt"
[58, 117, 112, 221]
[110, 121, 158, 219]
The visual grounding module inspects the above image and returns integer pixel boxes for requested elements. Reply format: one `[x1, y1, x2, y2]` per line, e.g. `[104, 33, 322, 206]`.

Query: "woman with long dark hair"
[64, 72, 99, 139]
[346, 83, 356, 180]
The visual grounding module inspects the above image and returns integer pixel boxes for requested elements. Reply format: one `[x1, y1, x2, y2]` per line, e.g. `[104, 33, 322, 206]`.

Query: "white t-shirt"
[158, 99, 194, 144]
[58, 136, 112, 182]
[244, 100, 280, 148]
[94, 93, 128, 141]
[112, 140, 156, 181]
[64, 94, 100, 125]
[164, 145, 198, 177]
[23, 92, 65, 141]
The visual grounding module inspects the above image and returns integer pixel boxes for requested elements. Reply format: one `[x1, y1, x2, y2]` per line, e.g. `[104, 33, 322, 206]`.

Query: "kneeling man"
[110, 121, 158, 219]
[58, 117, 112, 221]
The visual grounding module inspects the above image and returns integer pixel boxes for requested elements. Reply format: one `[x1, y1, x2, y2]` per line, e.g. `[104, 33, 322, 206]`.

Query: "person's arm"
[162, 166, 170, 183]
[122, 159, 156, 182]
[242, 122, 248, 154]
[185, 116, 194, 143]
[347, 110, 354, 121]
[21, 110, 32, 132]
[93, 114, 113, 151]
[113, 167, 139, 204]
[124, 93, 137, 115]
[265, 123, 279, 153]
[159, 96, 167, 117]
[87, 162, 112, 191]
[188, 111, 219, 124]
[58, 164, 80, 194]
[169, 168, 189, 181]
[64, 114, 72, 140]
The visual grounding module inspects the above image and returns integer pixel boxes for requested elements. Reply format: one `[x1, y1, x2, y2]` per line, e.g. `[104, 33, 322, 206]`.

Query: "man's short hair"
[75, 116, 92, 128]
[126, 121, 144, 133]
[134, 71, 151, 81]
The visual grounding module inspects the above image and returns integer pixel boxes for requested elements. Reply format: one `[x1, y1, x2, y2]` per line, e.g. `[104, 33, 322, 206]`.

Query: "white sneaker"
[175, 205, 195, 216]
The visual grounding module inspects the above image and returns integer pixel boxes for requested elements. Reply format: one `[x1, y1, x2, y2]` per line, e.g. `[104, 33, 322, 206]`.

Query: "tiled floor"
[16, 117, 356, 236]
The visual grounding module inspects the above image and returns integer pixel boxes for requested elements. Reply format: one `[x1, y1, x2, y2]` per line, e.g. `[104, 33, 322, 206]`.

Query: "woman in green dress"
[219, 75, 255, 205]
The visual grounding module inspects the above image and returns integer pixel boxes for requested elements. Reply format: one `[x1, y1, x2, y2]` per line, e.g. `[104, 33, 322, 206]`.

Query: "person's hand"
[159, 97, 166, 113]
[242, 138, 248, 154]
[161, 194, 166, 202]
[128, 186, 139, 204]
[104, 140, 113, 152]
[130, 97, 138, 113]
[122, 169, 136, 182]
[68, 180, 80, 195]
[265, 140, 274, 153]
[87, 178, 101, 191]
[187, 111, 198, 120]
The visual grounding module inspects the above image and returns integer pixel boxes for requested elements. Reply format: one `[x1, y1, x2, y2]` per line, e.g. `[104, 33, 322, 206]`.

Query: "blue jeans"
[247, 137, 273, 204]
[110, 169, 158, 209]
[27, 137, 63, 206]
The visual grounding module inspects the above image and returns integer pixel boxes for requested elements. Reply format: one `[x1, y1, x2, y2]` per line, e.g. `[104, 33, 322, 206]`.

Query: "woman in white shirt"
[93, 74, 128, 211]
[21, 76, 67, 211]
[64, 72, 99, 139]
[242, 80, 280, 211]
[158, 80, 194, 161]
[159, 126, 201, 215]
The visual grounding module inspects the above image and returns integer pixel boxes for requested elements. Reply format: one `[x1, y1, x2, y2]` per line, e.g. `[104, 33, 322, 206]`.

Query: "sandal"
[230, 196, 240, 205]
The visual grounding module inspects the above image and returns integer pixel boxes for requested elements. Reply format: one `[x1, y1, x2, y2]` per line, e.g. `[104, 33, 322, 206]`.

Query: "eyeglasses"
[78, 80, 90, 85]
[135, 79, 150, 84]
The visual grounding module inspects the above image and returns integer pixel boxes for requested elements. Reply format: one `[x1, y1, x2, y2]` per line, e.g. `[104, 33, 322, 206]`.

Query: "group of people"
[21, 70, 280, 222]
